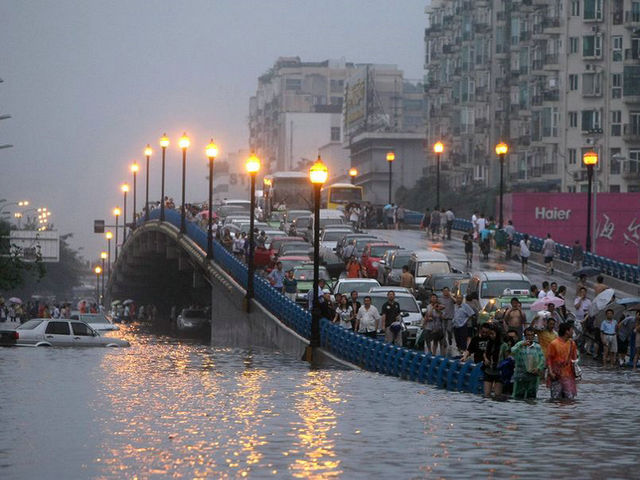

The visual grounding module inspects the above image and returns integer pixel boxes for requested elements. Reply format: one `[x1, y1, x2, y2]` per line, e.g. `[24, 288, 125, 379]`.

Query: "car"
[477, 290, 537, 326]
[277, 241, 311, 258]
[350, 237, 383, 260]
[407, 250, 454, 287]
[293, 264, 332, 305]
[368, 286, 413, 295]
[9, 319, 130, 347]
[177, 309, 210, 331]
[466, 272, 532, 308]
[291, 216, 312, 237]
[276, 255, 311, 273]
[416, 272, 471, 303]
[377, 249, 411, 286]
[336, 233, 378, 259]
[367, 292, 423, 345]
[265, 210, 286, 229]
[215, 204, 248, 219]
[69, 312, 120, 331]
[332, 278, 381, 296]
[238, 221, 269, 235]
[319, 228, 352, 252]
[224, 214, 250, 226]
[360, 242, 399, 278]
[255, 236, 305, 269]
[453, 278, 470, 299]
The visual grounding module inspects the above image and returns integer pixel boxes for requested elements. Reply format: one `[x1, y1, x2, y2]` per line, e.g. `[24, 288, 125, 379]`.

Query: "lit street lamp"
[94, 265, 102, 305]
[386, 151, 395, 204]
[13, 212, 22, 229]
[159, 134, 169, 221]
[348, 167, 358, 185]
[206, 139, 219, 259]
[105, 231, 113, 283]
[131, 163, 139, 224]
[583, 150, 598, 252]
[100, 251, 107, 302]
[495, 142, 509, 229]
[113, 208, 121, 261]
[121, 183, 129, 243]
[433, 141, 444, 209]
[309, 156, 329, 352]
[178, 132, 190, 233]
[144, 144, 152, 221]
[245, 152, 260, 311]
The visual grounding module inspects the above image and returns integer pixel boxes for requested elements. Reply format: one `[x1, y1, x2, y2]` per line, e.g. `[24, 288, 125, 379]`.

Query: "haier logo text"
[535, 207, 571, 220]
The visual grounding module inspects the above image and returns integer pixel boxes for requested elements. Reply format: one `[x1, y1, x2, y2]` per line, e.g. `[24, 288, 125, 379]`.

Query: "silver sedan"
[13, 319, 130, 347]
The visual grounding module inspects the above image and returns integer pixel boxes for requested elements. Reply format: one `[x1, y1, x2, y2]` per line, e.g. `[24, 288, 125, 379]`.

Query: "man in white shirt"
[355, 296, 381, 338]
[537, 281, 554, 299]
[573, 287, 591, 324]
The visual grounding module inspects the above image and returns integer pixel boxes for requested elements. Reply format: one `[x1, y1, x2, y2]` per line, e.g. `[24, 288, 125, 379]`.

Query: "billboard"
[8, 230, 60, 263]
[344, 67, 368, 135]
[503, 193, 640, 265]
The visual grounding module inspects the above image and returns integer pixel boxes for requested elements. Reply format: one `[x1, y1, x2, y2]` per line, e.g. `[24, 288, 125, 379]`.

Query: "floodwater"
[1, 323, 639, 479]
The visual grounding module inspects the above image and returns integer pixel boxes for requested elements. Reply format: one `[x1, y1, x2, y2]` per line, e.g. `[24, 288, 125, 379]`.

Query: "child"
[463, 234, 473, 267]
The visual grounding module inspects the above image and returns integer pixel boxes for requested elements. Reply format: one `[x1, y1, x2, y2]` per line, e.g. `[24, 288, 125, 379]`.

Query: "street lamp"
[348, 167, 358, 185]
[263, 177, 272, 219]
[245, 152, 260, 311]
[113, 208, 121, 261]
[386, 151, 395, 204]
[433, 141, 444, 209]
[144, 144, 152, 221]
[131, 163, 139, 224]
[495, 142, 509, 229]
[13, 212, 22, 229]
[94, 265, 102, 305]
[100, 251, 107, 303]
[105, 231, 113, 284]
[121, 183, 129, 243]
[178, 132, 190, 233]
[206, 139, 219, 259]
[309, 156, 329, 351]
[583, 150, 598, 252]
[159, 134, 169, 221]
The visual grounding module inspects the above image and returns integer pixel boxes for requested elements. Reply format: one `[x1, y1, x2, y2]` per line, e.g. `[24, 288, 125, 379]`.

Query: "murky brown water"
[1, 323, 639, 479]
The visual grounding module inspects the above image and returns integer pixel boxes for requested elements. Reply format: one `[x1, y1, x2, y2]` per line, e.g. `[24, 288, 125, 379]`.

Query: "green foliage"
[0, 220, 45, 290]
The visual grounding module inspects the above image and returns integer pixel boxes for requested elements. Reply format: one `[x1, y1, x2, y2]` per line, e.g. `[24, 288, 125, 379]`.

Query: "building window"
[610, 185, 621, 192]
[582, 35, 602, 58]
[569, 74, 579, 90]
[569, 111, 578, 127]
[569, 148, 577, 165]
[330, 79, 344, 93]
[611, 111, 622, 136]
[612, 73, 622, 98]
[571, 0, 580, 16]
[568, 185, 577, 193]
[330, 127, 341, 142]
[612, 36, 623, 61]
[628, 150, 640, 178]
[582, 72, 602, 96]
[285, 78, 302, 91]
[624, 66, 640, 96]
[581, 110, 601, 131]
[610, 148, 622, 174]
[569, 37, 579, 53]
[583, 0, 603, 20]
[330, 96, 343, 106]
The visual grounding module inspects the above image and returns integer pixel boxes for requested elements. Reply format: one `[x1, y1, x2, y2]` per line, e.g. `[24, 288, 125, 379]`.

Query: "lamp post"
[121, 183, 129, 243]
[206, 139, 219, 259]
[583, 150, 598, 252]
[113, 208, 120, 261]
[245, 153, 260, 312]
[100, 252, 107, 303]
[386, 151, 395, 204]
[131, 163, 139, 225]
[178, 132, 190, 233]
[159, 134, 169, 221]
[495, 142, 509, 229]
[433, 142, 444, 209]
[144, 144, 152, 221]
[348, 167, 358, 185]
[105, 231, 112, 284]
[94, 266, 102, 305]
[309, 156, 329, 351]
[263, 178, 272, 219]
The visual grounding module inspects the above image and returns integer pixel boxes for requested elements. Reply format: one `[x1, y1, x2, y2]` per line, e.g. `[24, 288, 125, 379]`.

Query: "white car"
[12, 319, 130, 347]
[368, 286, 413, 295]
[367, 292, 424, 345]
[319, 228, 353, 252]
[177, 309, 210, 331]
[332, 278, 381, 296]
[70, 312, 120, 331]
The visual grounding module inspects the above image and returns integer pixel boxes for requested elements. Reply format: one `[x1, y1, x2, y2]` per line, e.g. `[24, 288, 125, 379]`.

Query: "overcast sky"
[0, 0, 426, 259]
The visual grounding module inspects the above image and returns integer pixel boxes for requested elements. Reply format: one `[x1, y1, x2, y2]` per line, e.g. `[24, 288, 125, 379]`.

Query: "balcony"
[624, 10, 640, 29]
[543, 17, 562, 33]
[520, 31, 531, 42]
[622, 162, 640, 179]
[624, 48, 640, 64]
[544, 53, 560, 70]
[518, 135, 531, 146]
[623, 123, 640, 143]
[531, 95, 543, 106]
[543, 89, 560, 102]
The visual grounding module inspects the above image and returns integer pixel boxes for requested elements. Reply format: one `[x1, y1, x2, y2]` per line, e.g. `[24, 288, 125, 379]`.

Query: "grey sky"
[0, 0, 426, 259]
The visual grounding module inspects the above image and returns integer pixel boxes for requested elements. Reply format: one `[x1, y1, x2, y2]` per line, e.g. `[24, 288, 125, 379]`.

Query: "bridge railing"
[138, 209, 485, 394]
[452, 218, 640, 284]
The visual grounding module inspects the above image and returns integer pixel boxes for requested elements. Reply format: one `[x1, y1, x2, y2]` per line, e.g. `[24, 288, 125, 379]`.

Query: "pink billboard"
[502, 193, 640, 265]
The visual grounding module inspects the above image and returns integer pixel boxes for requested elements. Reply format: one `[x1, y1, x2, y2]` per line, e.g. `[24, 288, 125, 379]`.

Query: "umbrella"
[572, 267, 601, 277]
[531, 296, 565, 312]
[626, 304, 640, 312]
[122, 299, 135, 306]
[616, 297, 640, 306]
[8, 297, 22, 304]
[591, 303, 625, 325]
[111, 300, 121, 306]
[589, 288, 616, 316]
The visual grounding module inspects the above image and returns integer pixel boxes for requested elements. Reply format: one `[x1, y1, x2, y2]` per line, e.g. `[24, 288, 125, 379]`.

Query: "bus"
[263, 171, 313, 214]
[321, 183, 364, 209]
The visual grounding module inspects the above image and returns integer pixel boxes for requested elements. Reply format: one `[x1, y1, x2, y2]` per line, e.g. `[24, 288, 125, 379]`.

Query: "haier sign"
[502, 193, 640, 265]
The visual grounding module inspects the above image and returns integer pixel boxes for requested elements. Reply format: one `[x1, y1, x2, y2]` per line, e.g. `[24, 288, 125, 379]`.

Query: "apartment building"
[424, 0, 640, 193]
[249, 57, 355, 174]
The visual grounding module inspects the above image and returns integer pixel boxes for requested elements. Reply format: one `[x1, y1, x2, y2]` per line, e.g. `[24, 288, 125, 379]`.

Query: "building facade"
[424, 0, 640, 194]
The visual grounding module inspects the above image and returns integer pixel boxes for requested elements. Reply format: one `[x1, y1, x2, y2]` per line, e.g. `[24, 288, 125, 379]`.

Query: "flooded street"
[1, 323, 639, 479]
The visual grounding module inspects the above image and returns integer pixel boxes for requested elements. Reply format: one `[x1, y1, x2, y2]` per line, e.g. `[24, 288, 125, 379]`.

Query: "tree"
[0, 220, 45, 290]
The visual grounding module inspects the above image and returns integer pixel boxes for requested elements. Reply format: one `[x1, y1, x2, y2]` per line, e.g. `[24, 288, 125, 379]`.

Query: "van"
[407, 250, 453, 287]
[466, 271, 532, 308]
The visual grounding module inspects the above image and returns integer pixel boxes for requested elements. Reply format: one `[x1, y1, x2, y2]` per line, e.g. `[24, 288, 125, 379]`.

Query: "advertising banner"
[503, 193, 640, 265]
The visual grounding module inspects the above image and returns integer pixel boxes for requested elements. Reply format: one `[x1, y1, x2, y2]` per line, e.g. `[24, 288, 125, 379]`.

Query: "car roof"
[367, 242, 398, 247]
[475, 271, 530, 281]
[338, 278, 379, 283]
[278, 255, 310, 260]
[428, 272, 469, 279]
[410, 250, 449, 260]
[367, 291, 415, 299]
[368, 286, 412, 293]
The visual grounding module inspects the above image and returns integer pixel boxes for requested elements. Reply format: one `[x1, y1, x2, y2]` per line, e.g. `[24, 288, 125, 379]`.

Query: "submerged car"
[70, 312, 120, 331]
[11, 319, 130, 347]
[177, 309, 210, 331]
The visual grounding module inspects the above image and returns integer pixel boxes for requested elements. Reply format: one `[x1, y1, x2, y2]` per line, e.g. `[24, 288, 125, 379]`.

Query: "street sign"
[94, 219, 105, 233]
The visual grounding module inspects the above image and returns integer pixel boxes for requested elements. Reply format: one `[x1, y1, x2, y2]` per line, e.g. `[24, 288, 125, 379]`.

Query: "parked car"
[332, 278, 380, 296]
[367, 291, 423, 346]
[319, 228, 353, 252]
[360, 242, 399, 278]
[276, 255, 311, 273]
[9, 319, 130, 347]
[368, 286, 413, 295]
[477, 290, 536, 326]
[177, 309, 210, 331]
[407, 250, 454, 287]
[293, 264, 332, 305]
[255, 236, 304, 268]
[376, 249, 411, 286]
[336, 233, 378, 259]
[415, 272, 471, 302]
[277, 241, 312, 258]
[466, 272, 532, 308]
[69, 312, 120, 331]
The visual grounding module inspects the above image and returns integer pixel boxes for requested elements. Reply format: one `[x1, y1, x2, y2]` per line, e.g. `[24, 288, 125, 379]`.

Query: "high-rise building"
[424, 0, 640, 194]
[249, 57, 356, 174]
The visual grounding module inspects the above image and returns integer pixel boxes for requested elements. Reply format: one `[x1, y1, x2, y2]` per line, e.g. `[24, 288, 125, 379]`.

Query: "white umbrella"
[8, 297, 22, 304]
[122, 299, 135, 306]
[589, 288, 615, 316]
[531, 296, 565, 312]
